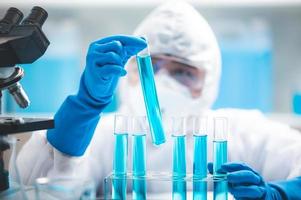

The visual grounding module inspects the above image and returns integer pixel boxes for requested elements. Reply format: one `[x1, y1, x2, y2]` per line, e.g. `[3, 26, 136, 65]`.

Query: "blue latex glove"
[47, 35, 147, 156]
[208, 162, 285, 199]
[273, 177, 301, 199]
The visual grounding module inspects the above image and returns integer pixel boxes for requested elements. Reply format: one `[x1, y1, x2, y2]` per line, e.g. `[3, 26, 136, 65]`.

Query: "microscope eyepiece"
[0, 7, 23, 26]
[0, 6, 49, 109]
[22, 6, 48, 28]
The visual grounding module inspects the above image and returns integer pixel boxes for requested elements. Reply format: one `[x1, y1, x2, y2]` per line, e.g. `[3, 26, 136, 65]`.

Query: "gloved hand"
[80, 35, 146, 104]
[47, 35, 147, 156]
[208, 162, 284, 200]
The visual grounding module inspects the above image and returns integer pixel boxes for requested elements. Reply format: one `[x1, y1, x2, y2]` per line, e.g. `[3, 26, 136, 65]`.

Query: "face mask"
[122, 71, 210, 118]
[155, 73, 207, 117]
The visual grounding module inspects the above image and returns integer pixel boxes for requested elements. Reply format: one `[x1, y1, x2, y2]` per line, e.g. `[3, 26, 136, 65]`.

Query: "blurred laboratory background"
[0, 0, 300, 128]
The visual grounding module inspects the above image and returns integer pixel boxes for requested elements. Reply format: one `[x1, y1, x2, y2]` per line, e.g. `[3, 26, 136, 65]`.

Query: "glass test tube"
[136, 41, 166, 146]
[213, 117, 228, 200]
[171, 117, 187, 200]
[131, 116, 147, 200]
[192, 116, 208, 200]
[112, 115, 129, 200]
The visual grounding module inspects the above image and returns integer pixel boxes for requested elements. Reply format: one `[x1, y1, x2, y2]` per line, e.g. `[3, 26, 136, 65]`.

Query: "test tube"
[112, 115, 129, 200]
[192, 116, 208, 200]
[136, 40, 166, 146]
[213, 117, 228, 200]
[171, 117, 187, 200]
[131, 116, 147, 200]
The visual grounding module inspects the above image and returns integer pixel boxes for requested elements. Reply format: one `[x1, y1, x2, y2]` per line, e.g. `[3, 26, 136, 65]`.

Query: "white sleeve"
[258, 119, 301, 180]
[11, 130, 91, 185]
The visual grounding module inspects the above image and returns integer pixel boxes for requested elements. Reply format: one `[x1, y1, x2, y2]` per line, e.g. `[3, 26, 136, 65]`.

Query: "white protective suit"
[14, 1, 301, 195]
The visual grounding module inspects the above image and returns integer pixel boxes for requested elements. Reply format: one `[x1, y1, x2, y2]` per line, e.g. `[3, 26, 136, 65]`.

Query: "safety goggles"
[151, 54, 206, 92]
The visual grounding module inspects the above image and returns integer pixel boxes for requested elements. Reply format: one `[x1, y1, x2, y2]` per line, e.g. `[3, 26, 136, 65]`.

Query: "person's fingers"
[93, 35, 146, 47]
[93, 35, 147, 55]
[207, 162, 227, 174]
[221, 162, 255, 173]
[123, 43, 147, 58]
[92, 41, 123, 55]
[95, 65, 127, 78]
[90, 52, 123, 66]
[227, 170, 261, 185]
[229, 185, 266, 199]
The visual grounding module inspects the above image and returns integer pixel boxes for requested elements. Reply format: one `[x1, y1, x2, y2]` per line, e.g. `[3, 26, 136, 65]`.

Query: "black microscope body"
[0, 6, 54, 192]
[0, 7, 49, 67]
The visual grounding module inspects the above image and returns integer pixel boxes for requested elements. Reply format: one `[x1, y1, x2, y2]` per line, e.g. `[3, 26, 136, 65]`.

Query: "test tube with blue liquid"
[131, 116, 147, 200]
[136, 39, 166, 146]
[293, 92, 301, 115]
[112, 115, 129, 200]
[192, 116, 208, 200]
[213, 117, 228, 200]
[171, 117, 187, 200]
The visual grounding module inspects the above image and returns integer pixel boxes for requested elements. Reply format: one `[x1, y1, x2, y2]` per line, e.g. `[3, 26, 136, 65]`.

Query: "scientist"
[15, 1, 301, 199]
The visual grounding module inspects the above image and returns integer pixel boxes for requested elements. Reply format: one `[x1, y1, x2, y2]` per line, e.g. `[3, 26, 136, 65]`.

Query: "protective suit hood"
[120, 1, 221, 116]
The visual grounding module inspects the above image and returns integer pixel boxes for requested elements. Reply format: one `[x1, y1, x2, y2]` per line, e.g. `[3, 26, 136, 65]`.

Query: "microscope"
[0, 6, 54, 193]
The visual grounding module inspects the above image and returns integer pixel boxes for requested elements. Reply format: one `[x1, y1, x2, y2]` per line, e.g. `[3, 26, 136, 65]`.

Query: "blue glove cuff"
[47, 76, 111, 156]
[269, 177, 301, 200]
[264, 183, 285, 200]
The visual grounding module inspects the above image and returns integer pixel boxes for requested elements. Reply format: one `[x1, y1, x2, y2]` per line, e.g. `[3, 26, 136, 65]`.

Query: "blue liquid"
[213, 141, 228, 200]
[132, 134, 147, 200]
[193, 135, 207, 177]
[112, 133, 128, 199]
[293, 93, 301, 114]
[193, 135, 207, 200]
[172, 135, 187, 200]
[136, 55, 166, 145]
[112, 178, 126, 200]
